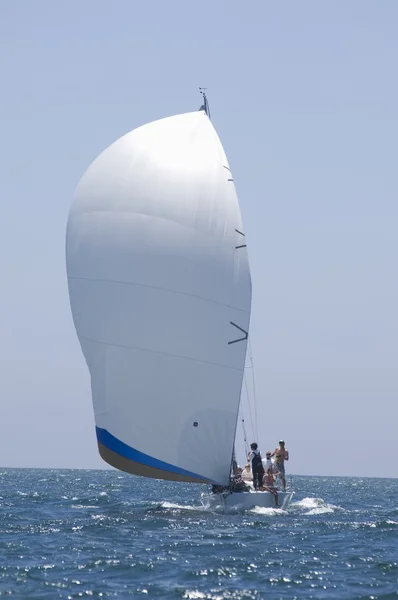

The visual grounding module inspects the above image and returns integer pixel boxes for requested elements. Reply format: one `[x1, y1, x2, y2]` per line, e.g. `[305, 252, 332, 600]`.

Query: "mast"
[198, 87, 211, 120]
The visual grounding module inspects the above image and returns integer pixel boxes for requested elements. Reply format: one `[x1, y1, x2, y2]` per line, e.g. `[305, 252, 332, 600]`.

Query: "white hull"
[201, 489, 295, 512]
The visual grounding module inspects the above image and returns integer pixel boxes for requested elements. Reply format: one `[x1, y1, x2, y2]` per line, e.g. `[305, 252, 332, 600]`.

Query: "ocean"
[0, 469, 397, 599]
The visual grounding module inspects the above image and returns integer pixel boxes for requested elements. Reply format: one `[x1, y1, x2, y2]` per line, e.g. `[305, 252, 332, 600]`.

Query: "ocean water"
[0, 469, 397, 599]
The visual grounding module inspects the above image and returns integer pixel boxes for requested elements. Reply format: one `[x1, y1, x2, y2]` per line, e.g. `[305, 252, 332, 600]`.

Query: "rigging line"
[240, 404, 249, 456]
[245, 376, 257, 445]
[239, 395, 248, 446]
[247, 339, 259, 442]
[239, 389, 249, 463]
[243, 370, 255, 445]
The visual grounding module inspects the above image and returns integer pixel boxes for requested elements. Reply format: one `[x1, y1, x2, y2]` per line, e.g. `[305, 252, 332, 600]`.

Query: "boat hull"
[201, 489, 294, 511]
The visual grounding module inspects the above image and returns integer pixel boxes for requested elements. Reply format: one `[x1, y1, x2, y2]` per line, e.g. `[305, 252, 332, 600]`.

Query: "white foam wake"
[158, 501, 202, 512]
[249, 506, 288, 516]
[293, 496, 343, 515]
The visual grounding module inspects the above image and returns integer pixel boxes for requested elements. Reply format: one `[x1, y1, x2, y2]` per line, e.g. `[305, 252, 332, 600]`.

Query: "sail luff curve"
[66, 111, 252, 485]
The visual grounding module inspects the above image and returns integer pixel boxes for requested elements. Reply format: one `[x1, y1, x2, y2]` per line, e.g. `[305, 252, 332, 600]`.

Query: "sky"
[1, 1, 397, 478]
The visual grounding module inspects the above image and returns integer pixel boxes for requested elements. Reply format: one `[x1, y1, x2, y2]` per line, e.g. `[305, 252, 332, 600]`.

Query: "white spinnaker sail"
[66, 111, 251, 485]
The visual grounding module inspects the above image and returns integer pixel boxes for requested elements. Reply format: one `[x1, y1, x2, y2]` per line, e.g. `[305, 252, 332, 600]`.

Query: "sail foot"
[97, 442, 210, 484]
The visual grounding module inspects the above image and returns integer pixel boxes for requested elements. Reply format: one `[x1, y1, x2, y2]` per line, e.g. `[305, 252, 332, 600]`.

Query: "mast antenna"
[198, 87, 211, 120]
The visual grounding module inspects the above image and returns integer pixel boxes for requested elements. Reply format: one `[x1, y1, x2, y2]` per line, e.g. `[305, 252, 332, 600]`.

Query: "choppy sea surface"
[0, 469, 397, 599]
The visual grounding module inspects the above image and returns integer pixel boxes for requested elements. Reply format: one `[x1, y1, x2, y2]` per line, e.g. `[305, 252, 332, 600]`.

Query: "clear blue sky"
[1, 1, 397, 478]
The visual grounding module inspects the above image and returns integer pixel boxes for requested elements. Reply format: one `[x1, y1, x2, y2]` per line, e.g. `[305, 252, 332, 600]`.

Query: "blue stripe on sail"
[96, 426, 216, 483]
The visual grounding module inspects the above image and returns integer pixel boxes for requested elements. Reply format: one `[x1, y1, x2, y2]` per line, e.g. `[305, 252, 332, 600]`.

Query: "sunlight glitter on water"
[1, 470, 398, 599]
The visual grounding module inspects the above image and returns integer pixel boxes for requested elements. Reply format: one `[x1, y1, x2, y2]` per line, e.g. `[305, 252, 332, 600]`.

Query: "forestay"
[66, 111, 252, 485]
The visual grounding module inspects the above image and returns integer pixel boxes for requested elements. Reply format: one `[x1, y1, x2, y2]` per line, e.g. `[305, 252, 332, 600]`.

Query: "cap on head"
[279, 440, 285, 444]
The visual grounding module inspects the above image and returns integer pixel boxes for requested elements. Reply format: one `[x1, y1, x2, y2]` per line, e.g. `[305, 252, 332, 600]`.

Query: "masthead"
[198, 87, 211, 120]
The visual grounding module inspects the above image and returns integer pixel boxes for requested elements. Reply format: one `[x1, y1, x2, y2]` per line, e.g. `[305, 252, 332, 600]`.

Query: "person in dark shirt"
[247, 442, 264, 490]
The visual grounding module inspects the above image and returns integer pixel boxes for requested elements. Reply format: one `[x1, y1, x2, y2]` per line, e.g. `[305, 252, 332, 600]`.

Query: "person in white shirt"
[241, 463, 253, 482]
[262, 451, 274, 472]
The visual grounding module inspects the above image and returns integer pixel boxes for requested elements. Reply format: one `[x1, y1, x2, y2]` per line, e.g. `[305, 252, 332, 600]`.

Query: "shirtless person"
[271, 440, 289, 491]
[263, 467, 280, 506]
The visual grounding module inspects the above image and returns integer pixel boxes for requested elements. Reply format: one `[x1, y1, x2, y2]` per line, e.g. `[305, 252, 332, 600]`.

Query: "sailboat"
[65, 91, 294, 511]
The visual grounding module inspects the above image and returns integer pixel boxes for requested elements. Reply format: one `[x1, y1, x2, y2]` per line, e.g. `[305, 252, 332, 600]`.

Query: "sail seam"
[78, 333, 244, 371]
[68, 275, 250, 314]
[68, 209, 237, 238]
